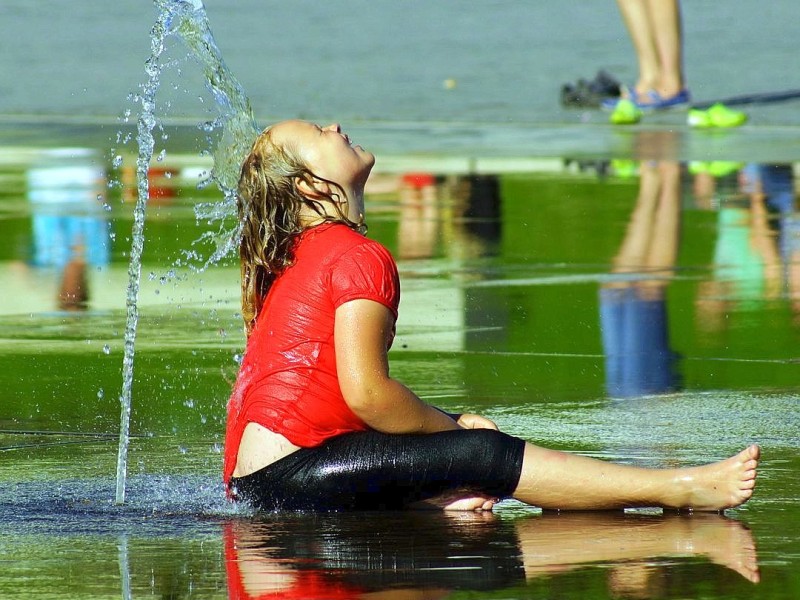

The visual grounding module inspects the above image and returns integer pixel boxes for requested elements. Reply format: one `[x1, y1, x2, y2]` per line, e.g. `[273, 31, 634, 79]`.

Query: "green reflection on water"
[1, 157, 799, 599]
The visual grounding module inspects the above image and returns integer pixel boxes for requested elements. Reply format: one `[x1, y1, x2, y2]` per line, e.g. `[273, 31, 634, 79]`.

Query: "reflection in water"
[697, 162, 800, 329]
[397, 173, 439, 260]
[396, 172, 502, 261]
[460, 174, 502, 254]
[26, 148, 110, 311]
[600, 160, 682, 398]
[117, 535, 132, 600]
[223, 511, 758, 599]
[600, 152, 800, 396]
[389, 172, 503, 353]
[3, 144, 796, 598]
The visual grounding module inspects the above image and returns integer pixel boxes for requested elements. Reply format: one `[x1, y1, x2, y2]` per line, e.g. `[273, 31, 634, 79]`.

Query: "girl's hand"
[412, 489, 499, 512]
[457, 413, 499, 431]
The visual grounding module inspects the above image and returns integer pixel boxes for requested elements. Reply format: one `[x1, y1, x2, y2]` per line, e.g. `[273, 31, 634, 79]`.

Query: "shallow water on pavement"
[1, 125, 799, 599]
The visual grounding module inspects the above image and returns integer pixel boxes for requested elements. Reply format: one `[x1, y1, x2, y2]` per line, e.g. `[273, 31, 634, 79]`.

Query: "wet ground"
[1, 118, 799, 599]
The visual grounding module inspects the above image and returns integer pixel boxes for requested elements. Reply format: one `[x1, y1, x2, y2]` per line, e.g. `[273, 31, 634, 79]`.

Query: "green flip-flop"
[688, 103, 748, 128]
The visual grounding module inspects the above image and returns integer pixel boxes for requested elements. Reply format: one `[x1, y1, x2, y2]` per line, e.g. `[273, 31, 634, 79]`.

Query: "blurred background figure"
[26, 148, 110, 311]
[604, 0, 689, 110]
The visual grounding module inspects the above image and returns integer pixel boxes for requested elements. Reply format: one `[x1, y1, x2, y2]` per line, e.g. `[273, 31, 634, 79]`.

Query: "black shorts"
[229, 429, 526, 511]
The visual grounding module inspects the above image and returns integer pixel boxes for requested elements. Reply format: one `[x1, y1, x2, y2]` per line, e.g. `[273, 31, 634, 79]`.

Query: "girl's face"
[270, 120, 374, 193]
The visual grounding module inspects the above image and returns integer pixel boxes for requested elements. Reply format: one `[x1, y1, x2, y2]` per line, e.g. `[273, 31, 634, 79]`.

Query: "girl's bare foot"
[668, 445, 760, 511]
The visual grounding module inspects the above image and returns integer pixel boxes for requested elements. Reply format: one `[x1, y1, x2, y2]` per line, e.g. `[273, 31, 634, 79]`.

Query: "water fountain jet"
[115, 0, 258, 504]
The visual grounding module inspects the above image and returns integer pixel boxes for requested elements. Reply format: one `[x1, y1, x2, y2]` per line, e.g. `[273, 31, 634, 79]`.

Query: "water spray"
[115, 0, 257, 504]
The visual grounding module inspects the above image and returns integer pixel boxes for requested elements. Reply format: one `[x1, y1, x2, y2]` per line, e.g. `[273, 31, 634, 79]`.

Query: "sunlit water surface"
[1, 131, 799, 599]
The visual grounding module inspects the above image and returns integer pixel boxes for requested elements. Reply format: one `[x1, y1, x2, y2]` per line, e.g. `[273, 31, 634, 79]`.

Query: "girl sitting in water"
[223, 119, 760, 512]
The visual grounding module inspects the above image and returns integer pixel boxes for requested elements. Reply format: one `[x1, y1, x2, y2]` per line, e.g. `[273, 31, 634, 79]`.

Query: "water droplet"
[97, 388, 105, 399]
[184, 399, 195, 408]
[103, 344, 111, 355]
[156, 149, 166, 162]
[112, 155, 123, 168]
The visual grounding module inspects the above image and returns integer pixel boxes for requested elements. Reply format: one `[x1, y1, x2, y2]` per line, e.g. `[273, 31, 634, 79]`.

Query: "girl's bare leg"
[513, 444, 759, 511]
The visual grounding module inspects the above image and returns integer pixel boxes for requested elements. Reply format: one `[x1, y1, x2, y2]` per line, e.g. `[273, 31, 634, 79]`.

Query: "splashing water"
[167, 0, 259, 268]
[116, 0, 258, 504]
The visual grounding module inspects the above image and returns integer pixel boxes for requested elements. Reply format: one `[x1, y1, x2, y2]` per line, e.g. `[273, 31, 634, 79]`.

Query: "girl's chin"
[359, 160, 375, 182]
[358, 147, 376, 165]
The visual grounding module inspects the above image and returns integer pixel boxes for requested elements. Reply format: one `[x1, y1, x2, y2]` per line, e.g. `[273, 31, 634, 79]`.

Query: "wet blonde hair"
[237, 126, 361, 336]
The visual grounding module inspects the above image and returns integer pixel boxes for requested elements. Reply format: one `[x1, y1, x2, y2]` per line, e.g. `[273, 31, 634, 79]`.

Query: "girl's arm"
[334, 299, 461, 434]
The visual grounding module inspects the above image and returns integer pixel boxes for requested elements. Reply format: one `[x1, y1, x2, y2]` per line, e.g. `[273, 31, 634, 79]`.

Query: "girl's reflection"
[224, 511, 758, 599]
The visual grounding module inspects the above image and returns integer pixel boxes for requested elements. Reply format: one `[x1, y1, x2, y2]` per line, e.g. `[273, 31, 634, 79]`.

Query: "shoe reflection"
[224, 510, 758, 599]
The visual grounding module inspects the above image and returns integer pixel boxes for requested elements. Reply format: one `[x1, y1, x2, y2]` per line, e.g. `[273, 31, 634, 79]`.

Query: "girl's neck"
[297, 188, 363, 228]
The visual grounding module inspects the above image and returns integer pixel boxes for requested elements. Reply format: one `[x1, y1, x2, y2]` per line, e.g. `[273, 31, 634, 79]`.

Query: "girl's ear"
[294, 176, 321, 199]
[295, 176, 346, 204]
[294, 176, 337, 201]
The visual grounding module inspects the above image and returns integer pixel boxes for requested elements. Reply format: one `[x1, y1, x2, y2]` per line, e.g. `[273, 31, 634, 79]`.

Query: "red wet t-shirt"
[223, 223, 400, 485]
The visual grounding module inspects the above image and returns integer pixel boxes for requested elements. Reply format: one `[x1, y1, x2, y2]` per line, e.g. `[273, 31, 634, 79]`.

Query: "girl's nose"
[323, 123, 341, 133]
